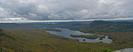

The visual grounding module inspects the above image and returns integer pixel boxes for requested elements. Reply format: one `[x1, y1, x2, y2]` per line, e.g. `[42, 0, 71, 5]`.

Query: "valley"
[0, 21, 133, 52]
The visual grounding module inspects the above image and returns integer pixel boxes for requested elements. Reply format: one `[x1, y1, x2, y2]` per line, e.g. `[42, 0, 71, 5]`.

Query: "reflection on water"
[45, 27, 112, 43]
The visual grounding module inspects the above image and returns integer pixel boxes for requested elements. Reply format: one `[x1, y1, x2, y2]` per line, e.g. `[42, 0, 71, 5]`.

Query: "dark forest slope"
[0, 29, 15, 52]
[88, 20, 133, 33]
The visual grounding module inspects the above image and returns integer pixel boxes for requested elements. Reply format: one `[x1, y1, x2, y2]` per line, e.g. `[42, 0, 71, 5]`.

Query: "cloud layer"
[0, 0, 133, 21]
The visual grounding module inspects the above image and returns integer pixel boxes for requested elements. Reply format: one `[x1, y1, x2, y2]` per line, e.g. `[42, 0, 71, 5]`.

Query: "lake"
[43, 27, 112, 43]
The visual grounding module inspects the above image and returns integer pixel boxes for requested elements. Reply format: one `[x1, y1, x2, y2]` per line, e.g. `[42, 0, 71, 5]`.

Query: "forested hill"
[0, 28, 15, 51]
[86, 20, 133, 33]
[50, 20, 133, 33]
[0, 29, 14, 39]
[90, 20, 133, 25]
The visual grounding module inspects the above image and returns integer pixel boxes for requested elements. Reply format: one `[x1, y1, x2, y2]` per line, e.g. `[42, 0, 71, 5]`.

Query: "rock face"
[113, 48, 133, 52]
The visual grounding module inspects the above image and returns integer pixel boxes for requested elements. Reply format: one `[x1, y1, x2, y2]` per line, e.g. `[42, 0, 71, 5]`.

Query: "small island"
[70, 34, 106, 39]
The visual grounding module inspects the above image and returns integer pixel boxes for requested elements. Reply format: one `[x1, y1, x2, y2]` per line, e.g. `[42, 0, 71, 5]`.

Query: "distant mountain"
[88, 20, 133, 33]
[107, 20, 133, 22]
[0, 23, 18, 25]
[90, 20, 111, 25]
[0, 23, 18, 28]
[91, 20, 133, 25]
[60, 20, 133, 33]
[127, 20, 133, 22]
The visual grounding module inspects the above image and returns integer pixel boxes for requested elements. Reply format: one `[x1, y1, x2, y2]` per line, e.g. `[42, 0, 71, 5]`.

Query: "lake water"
[45, 27, 112, 43]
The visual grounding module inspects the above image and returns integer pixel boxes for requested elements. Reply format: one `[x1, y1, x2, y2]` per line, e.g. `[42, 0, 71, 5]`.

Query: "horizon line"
[0, 19, 133, 23]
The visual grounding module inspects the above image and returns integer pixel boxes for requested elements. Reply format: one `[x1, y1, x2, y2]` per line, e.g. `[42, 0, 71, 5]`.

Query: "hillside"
[0, 29, 15, 52]
[88, 20, 133, 33]
[49, 20, 133, 33]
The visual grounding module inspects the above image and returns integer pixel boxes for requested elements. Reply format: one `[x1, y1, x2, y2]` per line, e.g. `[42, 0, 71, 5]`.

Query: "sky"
[0, 0, 133, 23]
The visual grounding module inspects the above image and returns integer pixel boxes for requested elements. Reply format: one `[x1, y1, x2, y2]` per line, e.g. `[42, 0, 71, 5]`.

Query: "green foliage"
[0, 29, 3, 32]
[102, 48, 111, 52]
[70, 34, 99, 39]
[0, 48, 1, 52]
[0, 30, 15, 40]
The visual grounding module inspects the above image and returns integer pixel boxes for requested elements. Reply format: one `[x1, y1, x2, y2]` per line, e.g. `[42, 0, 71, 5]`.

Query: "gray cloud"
[0, 0, 133, 21]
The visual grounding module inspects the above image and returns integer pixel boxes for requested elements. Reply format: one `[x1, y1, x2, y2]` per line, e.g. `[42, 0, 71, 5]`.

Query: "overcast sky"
[0, 0, 133, 22]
